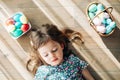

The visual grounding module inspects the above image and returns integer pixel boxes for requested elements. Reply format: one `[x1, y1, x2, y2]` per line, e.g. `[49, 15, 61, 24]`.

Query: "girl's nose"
[49, 52, 55, 58]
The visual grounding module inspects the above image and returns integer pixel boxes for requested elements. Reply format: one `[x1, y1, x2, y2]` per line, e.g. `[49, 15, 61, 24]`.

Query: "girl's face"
[38, 40, 64, 66]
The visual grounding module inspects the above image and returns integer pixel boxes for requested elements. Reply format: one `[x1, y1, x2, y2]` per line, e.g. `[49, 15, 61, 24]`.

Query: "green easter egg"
[110, 21, 116, 28]
[11, 29, 23, 37]
[89, 4, 97, 13]
[105, 25, 112, 34]
[88, 12, 95, 19]
[97, 4, 105, 11]
[13, 13, 22, 22]
[102, 18, 107, 25]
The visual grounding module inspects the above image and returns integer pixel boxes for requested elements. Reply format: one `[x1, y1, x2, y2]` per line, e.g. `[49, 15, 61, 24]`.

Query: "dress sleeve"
[34, 66, 49, 80]
[69, 54, 89, 70]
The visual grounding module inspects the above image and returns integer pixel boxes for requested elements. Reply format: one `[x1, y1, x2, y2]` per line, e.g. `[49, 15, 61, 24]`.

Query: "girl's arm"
[82, 68, 95, 80]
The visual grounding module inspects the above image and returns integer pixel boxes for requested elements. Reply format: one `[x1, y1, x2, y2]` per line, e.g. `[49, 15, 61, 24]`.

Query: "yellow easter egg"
[20, 15, 28, 24]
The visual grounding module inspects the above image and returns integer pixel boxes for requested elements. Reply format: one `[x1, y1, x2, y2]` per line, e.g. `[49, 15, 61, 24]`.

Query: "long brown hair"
[26, 24, 84, 75]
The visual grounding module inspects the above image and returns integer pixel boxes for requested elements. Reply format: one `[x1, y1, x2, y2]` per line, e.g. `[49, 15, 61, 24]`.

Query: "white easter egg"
[96, 25, 106, 33]
[104, 12, 110, 19]
[93, 17, 102, 26]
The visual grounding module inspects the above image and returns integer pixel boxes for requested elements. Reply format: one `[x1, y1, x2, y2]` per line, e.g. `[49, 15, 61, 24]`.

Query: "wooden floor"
[0, 0, 120, 80]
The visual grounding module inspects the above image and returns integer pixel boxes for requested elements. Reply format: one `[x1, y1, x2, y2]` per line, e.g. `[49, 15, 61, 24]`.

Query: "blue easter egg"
[105, 25, 112, 34]
[110, 21, 116, 28]
[13, 13, 22, 22]
[88, 12, 95, 19]
[97, 4, 105, 11]
[11, 29, 23, 37]
[102, 18, 107, 25]
[106, 18, 112, 25]
[89, 4, 97, 13]
[15, 22, 22, 29]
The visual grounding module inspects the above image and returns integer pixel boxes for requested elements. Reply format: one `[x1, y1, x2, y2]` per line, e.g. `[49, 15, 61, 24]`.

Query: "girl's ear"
[61, 43, 64, 49]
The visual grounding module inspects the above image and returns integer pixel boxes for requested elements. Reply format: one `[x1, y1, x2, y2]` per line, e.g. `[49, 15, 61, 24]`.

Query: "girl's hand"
[82, 69, 95, 80]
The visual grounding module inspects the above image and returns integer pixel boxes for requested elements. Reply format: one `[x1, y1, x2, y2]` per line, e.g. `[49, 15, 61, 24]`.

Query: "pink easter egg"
[96, 25, 106, 33]
[93, 17, 102, 26]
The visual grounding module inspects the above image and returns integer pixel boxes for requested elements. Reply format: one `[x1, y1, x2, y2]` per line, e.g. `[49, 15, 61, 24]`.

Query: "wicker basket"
[86, 2, 116, 37]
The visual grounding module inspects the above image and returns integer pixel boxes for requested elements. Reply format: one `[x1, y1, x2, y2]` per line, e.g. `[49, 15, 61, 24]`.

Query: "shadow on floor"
[101, 27, 120, 62]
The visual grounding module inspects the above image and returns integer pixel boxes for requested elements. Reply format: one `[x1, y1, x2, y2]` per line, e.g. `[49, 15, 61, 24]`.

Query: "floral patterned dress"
[34, 54, 88, 80]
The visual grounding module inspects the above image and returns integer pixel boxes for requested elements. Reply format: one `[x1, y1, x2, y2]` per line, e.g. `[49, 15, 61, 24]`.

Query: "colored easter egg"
[96, 25, 106, 33]
[93, 17, 102, 26]
[106, 25, 113, 34]
[20, 15, 28, 24]
[106, 18, 112, 25]
[88, 12, 95, 19]
[97, 4, 105, 11]
[13, 13, 22, 21]
[7, 25, 16, 32]
[102, 18, 107, 25]
[109, 21, 116, 28]
[6, 18, 15, 26]
[104, 12, 110, 19]
[21, 24, 29, 32]
[11, 29, 23, 37]
[89, 4, 97, 13]
[15, 22, 22, 29]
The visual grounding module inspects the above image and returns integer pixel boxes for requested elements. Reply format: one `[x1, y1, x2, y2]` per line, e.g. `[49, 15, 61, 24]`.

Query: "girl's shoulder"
[34, 65, 50, 80]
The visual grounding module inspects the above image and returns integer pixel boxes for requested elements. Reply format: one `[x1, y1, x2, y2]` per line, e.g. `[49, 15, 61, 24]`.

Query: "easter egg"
[13, 13, 22, 21]
[93, 17, 102, 26]
[102, 18, 107, 25]
[21, 24, 29, 32]
[106, 18, 112, 25]
[6, 18, 15, 26]
[104, 12, 110, 19]
[7, 25, 16, 32]
[88, 12, 95, 19]
[15, 22, 22, 29]
[97, 4, 105, 11]
[109, 21, 116, 28]
[106, 25, 113, 34]
[20, 15, 28, 24]
[96, 25, 106, 33]
[11, 29, 23, 37]
[89, 4, 97, 13]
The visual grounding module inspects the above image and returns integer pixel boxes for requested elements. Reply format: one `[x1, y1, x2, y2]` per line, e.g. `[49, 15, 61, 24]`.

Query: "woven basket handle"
[89, 7, 113, 24]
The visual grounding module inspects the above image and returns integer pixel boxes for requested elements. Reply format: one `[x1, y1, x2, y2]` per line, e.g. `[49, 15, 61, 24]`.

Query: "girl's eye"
[44, 54, 48, 57]
[52, 48, 58, 53]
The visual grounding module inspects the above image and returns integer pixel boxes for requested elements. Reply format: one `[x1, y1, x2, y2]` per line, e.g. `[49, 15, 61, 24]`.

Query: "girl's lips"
[52, 58, 58, 62]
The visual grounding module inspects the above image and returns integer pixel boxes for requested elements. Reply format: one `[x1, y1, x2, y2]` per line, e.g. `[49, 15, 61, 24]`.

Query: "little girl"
[26, 24, 94, 80]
